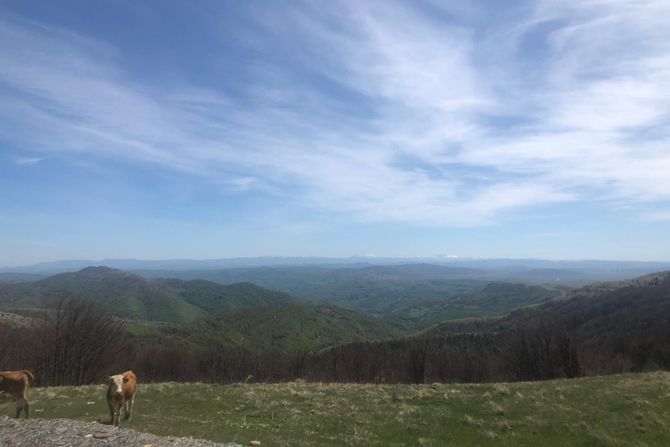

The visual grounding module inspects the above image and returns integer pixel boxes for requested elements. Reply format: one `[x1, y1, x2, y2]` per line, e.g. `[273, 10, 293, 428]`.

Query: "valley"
[1, 263, 669, 385]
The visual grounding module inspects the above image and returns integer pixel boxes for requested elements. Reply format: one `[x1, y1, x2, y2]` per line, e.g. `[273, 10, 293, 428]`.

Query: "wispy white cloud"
[452, 0, 670, 203]
[14, 156, 45, 165]
[0, 1, 668, 227]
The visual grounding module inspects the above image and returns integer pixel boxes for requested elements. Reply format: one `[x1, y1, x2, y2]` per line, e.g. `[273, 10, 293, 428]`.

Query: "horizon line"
[3, 255, 670, 271]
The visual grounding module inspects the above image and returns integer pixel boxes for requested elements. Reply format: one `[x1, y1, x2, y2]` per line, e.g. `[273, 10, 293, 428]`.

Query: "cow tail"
[22, 370, 35, 383]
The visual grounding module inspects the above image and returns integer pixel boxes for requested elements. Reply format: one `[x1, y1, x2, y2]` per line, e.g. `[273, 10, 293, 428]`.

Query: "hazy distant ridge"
[3, 257, 670, 282]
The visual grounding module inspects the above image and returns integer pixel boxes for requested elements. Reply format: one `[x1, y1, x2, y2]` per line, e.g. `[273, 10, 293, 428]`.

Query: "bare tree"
[407, 340, 429, 384]
[38, 297, 126, 386]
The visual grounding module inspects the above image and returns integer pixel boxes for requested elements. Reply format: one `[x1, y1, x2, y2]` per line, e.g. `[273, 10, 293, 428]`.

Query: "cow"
[0, 370, 34, 418]
[106, 370, 137, 427]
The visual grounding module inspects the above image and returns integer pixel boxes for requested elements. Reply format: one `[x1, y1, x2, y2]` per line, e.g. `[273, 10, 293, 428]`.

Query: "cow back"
[21, 371, 34, 383]
[122, 370, 137, 399]
[0, 371, 31, 399]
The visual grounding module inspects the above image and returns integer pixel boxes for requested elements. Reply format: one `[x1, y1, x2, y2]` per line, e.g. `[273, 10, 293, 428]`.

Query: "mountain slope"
[304, 271, 670, 383]
[161, 301, 402, 354]
[425, 271, 670, 344]
[515, 271, 670, 350]
[387, 282, 559, 329]
[0, 266, 402, 354]
[0, 267, 293, 323]
[0, 272, 46, 283]
[135, 264, 563, 329]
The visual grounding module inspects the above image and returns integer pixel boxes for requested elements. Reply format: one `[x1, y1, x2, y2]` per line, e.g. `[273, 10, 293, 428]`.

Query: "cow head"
[108, 375, 124, 395]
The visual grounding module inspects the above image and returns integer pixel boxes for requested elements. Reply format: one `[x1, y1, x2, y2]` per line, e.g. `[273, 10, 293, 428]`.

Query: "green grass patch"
[5, 372, 670, 446]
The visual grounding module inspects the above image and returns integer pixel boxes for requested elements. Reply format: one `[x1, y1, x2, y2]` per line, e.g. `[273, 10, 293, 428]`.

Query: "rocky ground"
[0, 416, 243, 447]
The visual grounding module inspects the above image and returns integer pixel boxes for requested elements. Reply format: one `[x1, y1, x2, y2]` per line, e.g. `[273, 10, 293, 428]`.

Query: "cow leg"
[125, 396, 135, 421]
[16, 398, 29, 418]
[108, 402, 118, 426]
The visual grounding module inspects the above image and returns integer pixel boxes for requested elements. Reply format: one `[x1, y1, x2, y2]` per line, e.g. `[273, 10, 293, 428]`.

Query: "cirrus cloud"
[0, 0, 668, 227]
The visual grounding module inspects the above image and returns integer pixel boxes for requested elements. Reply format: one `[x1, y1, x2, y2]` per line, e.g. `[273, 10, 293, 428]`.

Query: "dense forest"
[1, 268, 669, 386]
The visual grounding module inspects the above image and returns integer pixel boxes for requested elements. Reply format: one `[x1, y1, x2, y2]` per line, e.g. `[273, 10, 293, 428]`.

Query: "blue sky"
[1, 0, 669, 265]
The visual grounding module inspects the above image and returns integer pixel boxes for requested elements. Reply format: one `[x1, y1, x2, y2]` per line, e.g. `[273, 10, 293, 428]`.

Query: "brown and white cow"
[106, 370, 137, 427]
[0, 370, 34, 418]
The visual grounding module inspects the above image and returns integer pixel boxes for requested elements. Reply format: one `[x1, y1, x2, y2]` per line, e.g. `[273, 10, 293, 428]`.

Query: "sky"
[1, 0, 669, 266]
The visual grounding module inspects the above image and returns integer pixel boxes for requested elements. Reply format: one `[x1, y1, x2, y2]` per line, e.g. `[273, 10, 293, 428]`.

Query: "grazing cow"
[0, 370, 34, 418]
[106, 370, 137, 427]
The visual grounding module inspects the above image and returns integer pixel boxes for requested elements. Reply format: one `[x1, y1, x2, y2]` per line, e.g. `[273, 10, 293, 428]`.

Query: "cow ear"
[123, 377, 129, 383]
[106, 376, 114, 385]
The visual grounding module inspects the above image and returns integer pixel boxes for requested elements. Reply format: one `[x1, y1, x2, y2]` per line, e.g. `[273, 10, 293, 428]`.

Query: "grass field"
[5, 372, 670, 446]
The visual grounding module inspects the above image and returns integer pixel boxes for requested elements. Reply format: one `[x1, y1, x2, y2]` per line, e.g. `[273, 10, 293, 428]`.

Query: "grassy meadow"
[5, 372, 670, 446]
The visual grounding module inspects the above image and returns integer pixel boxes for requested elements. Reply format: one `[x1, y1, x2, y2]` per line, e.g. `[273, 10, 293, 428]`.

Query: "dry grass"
[3, 372, 670, 446]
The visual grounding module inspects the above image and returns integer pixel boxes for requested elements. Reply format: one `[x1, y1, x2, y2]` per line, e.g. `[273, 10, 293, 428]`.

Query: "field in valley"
[3, 372, 670, 446]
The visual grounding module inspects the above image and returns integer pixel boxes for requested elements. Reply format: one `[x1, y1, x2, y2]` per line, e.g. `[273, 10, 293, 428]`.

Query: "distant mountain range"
[3, 264, 670, 382]
[6, 261, 670, 331]
[118, 264, 568, 329]
[0, 266, 401, 353]
[3, 257, 670, 283]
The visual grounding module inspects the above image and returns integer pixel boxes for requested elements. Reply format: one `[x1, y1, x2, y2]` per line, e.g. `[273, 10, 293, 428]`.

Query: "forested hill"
[0, 266, 401, 358]
[2, 267, 670, 385]
[0, 266, 299, 323]
[134, 264, 564, 329]
[305, 271, 670, 383]
[144, 301, 402, 355]
[0, 264, 567, 332]
[426, 270, 670, 343]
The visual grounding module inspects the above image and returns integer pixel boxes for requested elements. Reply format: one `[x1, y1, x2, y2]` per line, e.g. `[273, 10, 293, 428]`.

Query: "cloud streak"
[14, 156, 45, 165]
[0, 1, 668, 227]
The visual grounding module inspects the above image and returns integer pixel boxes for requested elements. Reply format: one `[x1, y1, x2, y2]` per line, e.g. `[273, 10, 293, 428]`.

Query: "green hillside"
[15, 372, 670, 446]
[0, 272, 46, 283]
[387, 282, 559, 329]
[0, 267, 293, 323]
[302, 271, 670, 384]
[136, 265, 564, 329]
[165, 302, 402, 354]
[0, 266, 401, 356]
[126, 301, 402, 356]
[177, 279, 295, 314]
[425, 271, 670, 343]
